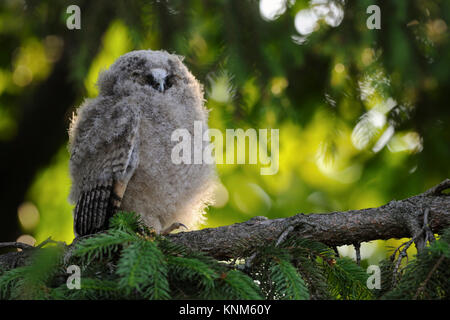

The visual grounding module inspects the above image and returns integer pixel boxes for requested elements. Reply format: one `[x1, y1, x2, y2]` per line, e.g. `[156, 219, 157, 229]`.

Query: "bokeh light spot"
[212, 183, 229, 208]
[18, 201, 40, 231]
[259, 0, 290, 21]
[334, 63, 345, 73]
[16, 234, 36, 250]
[12, 65, 32, 86]
[295, 9, 319, 35]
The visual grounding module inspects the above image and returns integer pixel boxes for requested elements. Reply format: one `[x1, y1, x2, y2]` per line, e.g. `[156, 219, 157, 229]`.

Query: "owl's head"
[97, 50, 201, 99]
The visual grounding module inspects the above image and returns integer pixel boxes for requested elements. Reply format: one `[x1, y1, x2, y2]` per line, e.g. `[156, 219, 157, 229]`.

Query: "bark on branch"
[167, 179, 450, 260]
[1, 179, 449, 268]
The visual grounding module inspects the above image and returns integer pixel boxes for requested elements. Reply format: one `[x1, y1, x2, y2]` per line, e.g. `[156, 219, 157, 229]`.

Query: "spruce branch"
[1, 179, 449, 267]
[167, 179, 450, 260]
[413, 255, 445, 300]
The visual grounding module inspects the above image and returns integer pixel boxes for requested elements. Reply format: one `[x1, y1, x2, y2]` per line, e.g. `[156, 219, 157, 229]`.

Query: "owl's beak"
[157, 81, 165, 92]
[150, 68, 168, 92]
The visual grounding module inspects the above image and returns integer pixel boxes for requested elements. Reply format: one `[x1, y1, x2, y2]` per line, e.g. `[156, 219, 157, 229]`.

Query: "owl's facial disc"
[146, 68, 174, 92]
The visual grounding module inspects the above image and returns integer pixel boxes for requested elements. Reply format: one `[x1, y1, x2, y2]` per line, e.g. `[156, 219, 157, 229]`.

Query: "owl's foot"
[161, 222, 188, 235]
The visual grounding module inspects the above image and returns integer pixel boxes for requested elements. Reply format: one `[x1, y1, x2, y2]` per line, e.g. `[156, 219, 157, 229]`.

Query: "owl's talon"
[161, 222, 188, 235]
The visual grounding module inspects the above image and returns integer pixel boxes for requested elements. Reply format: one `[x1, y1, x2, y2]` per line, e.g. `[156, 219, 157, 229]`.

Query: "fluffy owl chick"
[68, 50, 216, 236]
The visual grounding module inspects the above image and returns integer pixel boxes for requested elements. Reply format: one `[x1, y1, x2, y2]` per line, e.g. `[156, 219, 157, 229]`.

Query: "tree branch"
[1, 179, 449, 269]
[167, 179, 450, 260]
[0, 242, 34, 250]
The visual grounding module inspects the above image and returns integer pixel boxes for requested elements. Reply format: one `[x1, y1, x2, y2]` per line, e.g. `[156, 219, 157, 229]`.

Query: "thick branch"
[0, 180, 449, 268]
[168, 179, 450, 260]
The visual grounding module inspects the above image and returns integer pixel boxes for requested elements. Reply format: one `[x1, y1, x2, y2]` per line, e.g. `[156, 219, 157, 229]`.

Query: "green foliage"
[269, 259, 309, 300]
[109, 211, 147, 234]
[0, 244, 63, 299]
[246, 237, 371, 300]
[215, 270, 262, 300]
[381, 229, 450, 300]
[52, 278, 122, 300]
[116, 240, 169, 299]
[73, 229, 139, 263]
[167, 256, 216, 291]
[0, 212, 263, 300]
[1, 212, 449, 300]
[324, 257, 373, 300]
[0, 266, 29, 299]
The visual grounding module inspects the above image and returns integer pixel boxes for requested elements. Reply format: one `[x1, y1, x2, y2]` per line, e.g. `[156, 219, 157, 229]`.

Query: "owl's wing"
[70, 102, 140, 236]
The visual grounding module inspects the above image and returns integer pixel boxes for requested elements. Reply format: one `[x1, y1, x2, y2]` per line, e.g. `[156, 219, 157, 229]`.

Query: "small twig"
[245, 225, 295, 272]
[423, 208, 436, 244]
[390, 213, 436, 287]
[413, 255, 445, 300]
[243, 252, 258, 272]
[35, 237, 59, 249]
[354, 242, 361, 265]
[424, 178, 450, 196]
[392, 206, 436, 278]
[391, 236, 417, 286]
[0, 242, 34, 250]
[390, 239, 411, 262]
[275, 226, 294, 247]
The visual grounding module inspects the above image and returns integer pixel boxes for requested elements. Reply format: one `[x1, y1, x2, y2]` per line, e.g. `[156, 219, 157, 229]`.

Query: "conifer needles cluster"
[0, 212, 449, 300]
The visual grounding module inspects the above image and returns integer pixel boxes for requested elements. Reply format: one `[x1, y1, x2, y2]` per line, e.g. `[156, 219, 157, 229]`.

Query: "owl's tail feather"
[74, 179, 121, 236]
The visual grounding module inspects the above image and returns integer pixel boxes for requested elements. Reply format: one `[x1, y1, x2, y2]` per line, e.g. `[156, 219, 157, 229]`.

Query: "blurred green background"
[0, 0, 449, 266]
